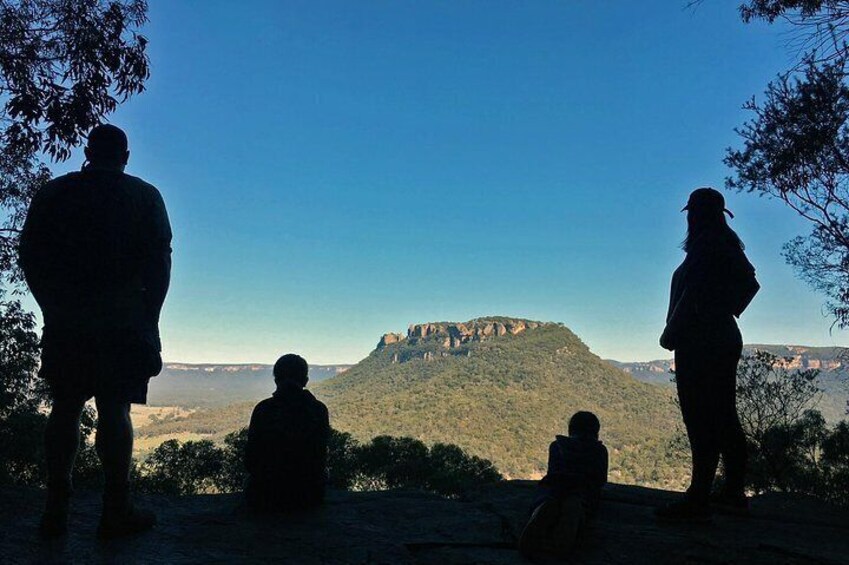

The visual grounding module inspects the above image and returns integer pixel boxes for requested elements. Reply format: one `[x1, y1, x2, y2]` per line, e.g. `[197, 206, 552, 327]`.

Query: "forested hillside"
[312, 318, 684, 482]
[141, 318, 687, 485]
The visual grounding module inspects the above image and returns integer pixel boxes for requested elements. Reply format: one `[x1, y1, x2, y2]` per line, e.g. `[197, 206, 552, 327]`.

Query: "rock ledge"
[3, 481, 848, 564]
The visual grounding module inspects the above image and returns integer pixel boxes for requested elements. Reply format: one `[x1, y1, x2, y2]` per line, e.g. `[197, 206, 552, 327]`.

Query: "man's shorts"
[39, 329, 162, 404]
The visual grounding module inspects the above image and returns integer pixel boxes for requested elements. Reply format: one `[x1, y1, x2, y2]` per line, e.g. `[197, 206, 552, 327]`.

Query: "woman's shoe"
[710, 491, 750, 516]
[655, 497, 712, 523]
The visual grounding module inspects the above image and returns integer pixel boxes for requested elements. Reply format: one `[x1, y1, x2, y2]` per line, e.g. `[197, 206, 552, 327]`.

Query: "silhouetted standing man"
[656, 187, 759, 522]
[19, 125, 171, 538]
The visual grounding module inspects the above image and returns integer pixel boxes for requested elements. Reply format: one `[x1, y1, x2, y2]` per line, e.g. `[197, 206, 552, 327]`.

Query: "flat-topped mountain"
[313, 317, 683, 483]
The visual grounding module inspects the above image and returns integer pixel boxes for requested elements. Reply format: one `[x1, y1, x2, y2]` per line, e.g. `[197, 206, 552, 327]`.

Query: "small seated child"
[519, 411, 609, 559]
[244, 353, 330, 512]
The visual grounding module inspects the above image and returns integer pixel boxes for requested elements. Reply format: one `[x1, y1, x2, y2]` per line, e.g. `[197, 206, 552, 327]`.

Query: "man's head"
[273, 353, 309, 388]
[568, 411, 601, 440]
[84, 124, 129, 169]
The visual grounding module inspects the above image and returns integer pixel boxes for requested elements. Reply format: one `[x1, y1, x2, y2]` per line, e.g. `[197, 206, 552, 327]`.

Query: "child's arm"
[546, 441, 566, 476]
[244, 404, 263, 474]
[596, 445, 609, 488]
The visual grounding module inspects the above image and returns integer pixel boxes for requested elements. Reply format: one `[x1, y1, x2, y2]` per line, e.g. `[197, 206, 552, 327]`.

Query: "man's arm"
[140, 187, 172, 330]
[18, 186, 52, 309]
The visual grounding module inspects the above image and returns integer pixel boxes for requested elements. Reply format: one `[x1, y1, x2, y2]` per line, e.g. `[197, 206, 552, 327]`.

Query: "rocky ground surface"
[2, 481, 848, 564]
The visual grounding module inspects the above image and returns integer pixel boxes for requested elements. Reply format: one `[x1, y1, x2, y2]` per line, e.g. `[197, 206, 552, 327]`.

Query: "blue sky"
[35, 1, 849, 363]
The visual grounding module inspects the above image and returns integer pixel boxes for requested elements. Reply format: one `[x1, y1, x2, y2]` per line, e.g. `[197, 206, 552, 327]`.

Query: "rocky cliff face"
[764, 345, 845, 371]
[611, 344, 847, 382]
[378, 318, 548, 354]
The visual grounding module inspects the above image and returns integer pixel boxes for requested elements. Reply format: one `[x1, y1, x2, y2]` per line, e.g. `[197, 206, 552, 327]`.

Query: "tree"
[0, 0, 150, 486]
[216, 428, 249, 494]
[131, 429, 502, 498]
[0, 291, 44, 484]
[353, 436, 432, 491]
[725, 59, 849, 326]
[0, 0, 151, 285]
[735, 351, 821, 491]
[736, 350, 822, 441]
[820, 420, 849, 503]
[738, 2, 849, 64]
[728, 351, 849, 505]
[327, 429, 360, 490]
[426, 442, 501, 497]
[726, 1, 849, 326]
[137, 439, 225, 496]
[0, 293, 42, 413]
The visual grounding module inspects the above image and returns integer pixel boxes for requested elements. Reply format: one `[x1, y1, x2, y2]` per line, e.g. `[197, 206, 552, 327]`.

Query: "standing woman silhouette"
[655, 188, 760, 522]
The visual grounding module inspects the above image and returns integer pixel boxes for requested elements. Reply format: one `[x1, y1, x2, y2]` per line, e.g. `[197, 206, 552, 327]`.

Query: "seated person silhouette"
[245, 354, 330, 512]
[519, 411, 608, 559]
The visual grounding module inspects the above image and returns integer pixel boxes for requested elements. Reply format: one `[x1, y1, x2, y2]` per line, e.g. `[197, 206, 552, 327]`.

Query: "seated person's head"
[568, 411, 601, 440]
[274, 353, 309, 389]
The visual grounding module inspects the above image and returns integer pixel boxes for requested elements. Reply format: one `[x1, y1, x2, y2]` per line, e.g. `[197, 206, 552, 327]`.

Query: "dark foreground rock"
[2, 481, 848, 564]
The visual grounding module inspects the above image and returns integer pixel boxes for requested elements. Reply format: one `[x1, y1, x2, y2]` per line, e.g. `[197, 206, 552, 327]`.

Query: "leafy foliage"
[134, 428, 501, 498]
[732, 352, 849, 504]
[0, 150, 49, 284]
[0, 0, 150, 285]
[0, 291, 45, 484]
[0, 292, 42, 413]
[136, 439, 224, 495]
[0, 0, 149, 159]
[727, 2, 849, 326]
[736, 350, 823, 440]
[820, 420, 849, 502]
[738, 1, 849, 65]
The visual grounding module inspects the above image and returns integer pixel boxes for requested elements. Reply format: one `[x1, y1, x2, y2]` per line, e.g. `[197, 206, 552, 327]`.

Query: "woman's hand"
[659, 326, 676, 351]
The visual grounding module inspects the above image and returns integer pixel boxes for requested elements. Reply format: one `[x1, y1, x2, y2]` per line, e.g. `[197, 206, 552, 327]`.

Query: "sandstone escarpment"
[377, 317, 549, 355]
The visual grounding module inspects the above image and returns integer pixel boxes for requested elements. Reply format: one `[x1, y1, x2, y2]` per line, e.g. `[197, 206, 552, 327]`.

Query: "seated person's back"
[540, 412, 608, 516]
[245, 354, 329, 511]
[520, 411, 608, 558]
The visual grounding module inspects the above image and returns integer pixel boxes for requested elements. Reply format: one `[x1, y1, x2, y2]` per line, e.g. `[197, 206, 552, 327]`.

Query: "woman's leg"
[677, 375, 720, 504]
[717, 343, 747, 496]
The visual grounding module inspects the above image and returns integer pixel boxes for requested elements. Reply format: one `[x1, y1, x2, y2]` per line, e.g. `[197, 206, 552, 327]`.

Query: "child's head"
[273, 353, 309, 388]
[568, 411, 601, 440]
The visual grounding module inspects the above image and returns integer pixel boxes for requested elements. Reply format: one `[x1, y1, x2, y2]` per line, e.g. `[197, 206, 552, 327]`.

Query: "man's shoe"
[655, 497, 712, 523]
[39, 509, 69, 539]
[710, 491, 750, 516]
[39, 485, 71, 539]
[97, 502, 156, 540]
